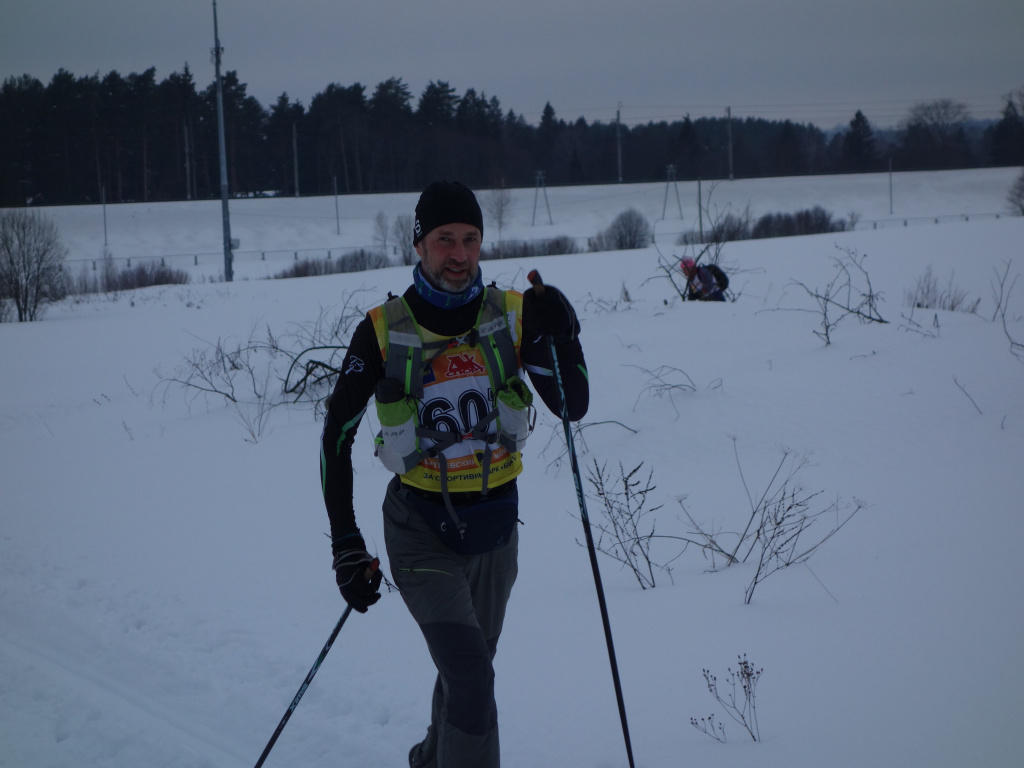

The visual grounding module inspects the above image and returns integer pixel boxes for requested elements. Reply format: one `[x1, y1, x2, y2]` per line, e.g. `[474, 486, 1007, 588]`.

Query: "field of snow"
[2, 167, 1023, 767]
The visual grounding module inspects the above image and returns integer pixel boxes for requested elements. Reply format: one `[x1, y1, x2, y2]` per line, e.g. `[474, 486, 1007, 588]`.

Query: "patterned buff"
[413, 263, 485, 309]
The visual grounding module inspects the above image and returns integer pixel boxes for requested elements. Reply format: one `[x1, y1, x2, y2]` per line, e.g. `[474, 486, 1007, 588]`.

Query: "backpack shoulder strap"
[476, 288, 519, 389]
[380, 296, 432, 398]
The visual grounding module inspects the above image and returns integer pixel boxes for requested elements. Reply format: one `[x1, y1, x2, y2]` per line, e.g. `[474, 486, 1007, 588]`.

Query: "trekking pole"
[527, 270, 636, 768]
[253, 559, 378, 768]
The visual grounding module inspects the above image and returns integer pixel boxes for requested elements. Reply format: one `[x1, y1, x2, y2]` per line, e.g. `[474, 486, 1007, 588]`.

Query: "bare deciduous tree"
[0, 209, 68, 321]
[373, 211, 390, 261]
[904, 98, 971, 142]
[484, 186, 514, 258]
[391, 214, 416, 265]
[590, 208, 652, 251]
[1007, 169, 1024, 215]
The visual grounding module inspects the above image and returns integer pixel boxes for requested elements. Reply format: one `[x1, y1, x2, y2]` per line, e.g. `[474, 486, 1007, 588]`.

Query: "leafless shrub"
[1007, 322, 1024, 363]
[69, 256, 190, 295]
[281, 297, 368, 417]
[156, 327, 280, 442]
[751, 206, 847, 239]
[481, 236, 581, 261]
[678, 207, 752, 246]
[582, 461, 667, 589]
[157, 294, 366, 438]
[537, 418, 638, 473]
[666, 186, 747, 301]
[650, 254, 698, 303]
[683, 438, 864, 604]
[988, 259, 1024, 362]
[273, 249, 389, 279]
[628, 365, 721, 418]
[691, 654, 764, 742]
[898, 305, 941, 339]
[990, 259, 1019, 323]
[953, 376, 983, 415]
[785, 246, 887, 345]
[905, 266, 980, 314]
[582, 291, 633, 314]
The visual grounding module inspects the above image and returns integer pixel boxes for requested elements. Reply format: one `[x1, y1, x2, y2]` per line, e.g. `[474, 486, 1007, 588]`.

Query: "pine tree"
[842, 111, 878, 172]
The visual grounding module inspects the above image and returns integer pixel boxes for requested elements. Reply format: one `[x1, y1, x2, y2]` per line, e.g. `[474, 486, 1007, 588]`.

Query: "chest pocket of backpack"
[495, 375, 535, 453]
[374, 378, 421, 475]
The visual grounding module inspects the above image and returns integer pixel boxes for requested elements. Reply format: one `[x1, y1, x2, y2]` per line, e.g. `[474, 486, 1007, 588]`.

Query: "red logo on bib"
[445, 353, 486, 378]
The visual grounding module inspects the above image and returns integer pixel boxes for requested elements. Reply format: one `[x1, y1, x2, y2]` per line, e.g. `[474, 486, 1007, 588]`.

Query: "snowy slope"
[1, 169, 1023, 768]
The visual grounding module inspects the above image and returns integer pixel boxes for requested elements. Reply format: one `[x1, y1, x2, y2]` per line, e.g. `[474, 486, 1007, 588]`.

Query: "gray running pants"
[383, 478, 519, 768]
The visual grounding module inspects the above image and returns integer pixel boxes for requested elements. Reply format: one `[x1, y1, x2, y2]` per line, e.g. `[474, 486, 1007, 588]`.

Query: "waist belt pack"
[397, 478, 519, 556]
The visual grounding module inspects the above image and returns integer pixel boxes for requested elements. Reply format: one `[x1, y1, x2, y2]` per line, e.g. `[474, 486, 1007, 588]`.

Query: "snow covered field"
[2, 168, 1023, 767]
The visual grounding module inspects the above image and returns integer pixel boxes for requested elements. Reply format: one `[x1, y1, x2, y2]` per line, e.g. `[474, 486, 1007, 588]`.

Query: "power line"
[517, 94, 1010, 128]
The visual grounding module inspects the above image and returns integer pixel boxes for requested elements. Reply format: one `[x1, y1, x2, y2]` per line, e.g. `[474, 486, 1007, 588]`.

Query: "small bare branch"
[953, 376, 983, 415]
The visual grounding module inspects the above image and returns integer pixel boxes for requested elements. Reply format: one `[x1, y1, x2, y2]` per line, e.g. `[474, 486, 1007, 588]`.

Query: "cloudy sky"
[2, 0, 1021, 129]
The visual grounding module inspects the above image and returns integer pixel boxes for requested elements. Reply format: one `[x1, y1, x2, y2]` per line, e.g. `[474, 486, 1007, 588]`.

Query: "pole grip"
[527, 269, 545, 295]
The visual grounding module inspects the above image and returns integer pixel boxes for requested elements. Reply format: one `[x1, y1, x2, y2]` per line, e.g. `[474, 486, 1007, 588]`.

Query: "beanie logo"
[414, 219, 422, 238]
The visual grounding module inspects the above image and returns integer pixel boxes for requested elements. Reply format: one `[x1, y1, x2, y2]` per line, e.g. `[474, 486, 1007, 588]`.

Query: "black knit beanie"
[413, 181, 484, 246]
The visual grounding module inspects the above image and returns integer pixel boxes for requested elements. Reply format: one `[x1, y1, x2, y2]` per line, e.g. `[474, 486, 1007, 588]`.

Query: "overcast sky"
[2, 0, 1021, 130]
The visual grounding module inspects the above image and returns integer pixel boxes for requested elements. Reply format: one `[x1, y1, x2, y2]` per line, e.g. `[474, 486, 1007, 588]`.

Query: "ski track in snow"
[0, 636, 247, 768]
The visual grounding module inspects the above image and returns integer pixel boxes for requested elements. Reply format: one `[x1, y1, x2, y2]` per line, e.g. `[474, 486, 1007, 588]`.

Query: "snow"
[1, 168, 1022, 768]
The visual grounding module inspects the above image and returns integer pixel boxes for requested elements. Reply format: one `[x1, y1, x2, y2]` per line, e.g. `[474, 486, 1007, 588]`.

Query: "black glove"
[332, 535, 383, 613]
[522, 284, 580, 342]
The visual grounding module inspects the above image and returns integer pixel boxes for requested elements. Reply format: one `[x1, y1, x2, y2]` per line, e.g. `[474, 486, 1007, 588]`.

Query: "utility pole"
[888, 157, 894, 214]
[662, 164, 682, 219]
[184, 120, 192, 200]
[293, 122, 300, 197]
[532, 171, 553, 226]
[616, 102, 623, 183]
[101, 186, 108, 246]
[333, 176, 340, 235]
[726, 106, 734, 181]
[212, 0, 234, 281]
[697, 178, 704, 243]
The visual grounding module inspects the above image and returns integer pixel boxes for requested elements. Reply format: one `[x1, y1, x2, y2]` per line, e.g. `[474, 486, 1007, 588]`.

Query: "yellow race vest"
[369, 289, 528, 493]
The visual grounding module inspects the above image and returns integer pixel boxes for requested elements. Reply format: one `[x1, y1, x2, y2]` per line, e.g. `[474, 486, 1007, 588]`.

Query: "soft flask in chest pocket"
[495, 375, 535, 453]
[373, 377, 420, 474]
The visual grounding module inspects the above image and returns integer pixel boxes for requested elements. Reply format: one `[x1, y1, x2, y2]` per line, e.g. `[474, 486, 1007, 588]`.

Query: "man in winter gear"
[321, 180, 589, 768]
[680, 257, 729, 301]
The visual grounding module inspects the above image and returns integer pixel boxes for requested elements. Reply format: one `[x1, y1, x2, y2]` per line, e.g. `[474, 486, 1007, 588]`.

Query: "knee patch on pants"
[421, 622, 497, 735]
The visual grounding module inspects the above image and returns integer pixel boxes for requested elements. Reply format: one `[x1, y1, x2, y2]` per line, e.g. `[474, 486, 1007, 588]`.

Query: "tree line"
[2, 67, 1022, 208]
